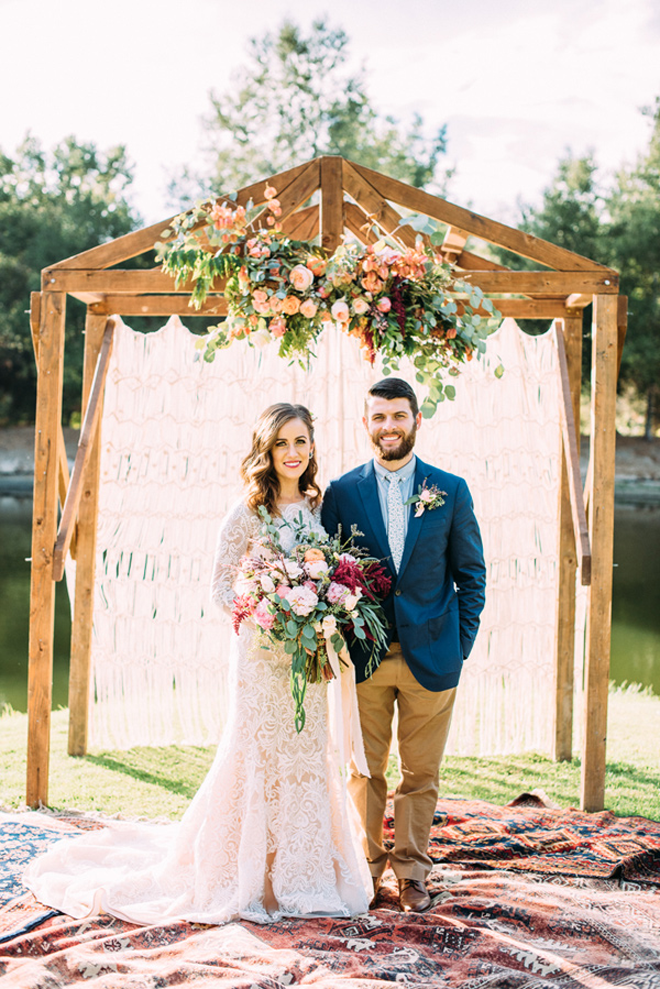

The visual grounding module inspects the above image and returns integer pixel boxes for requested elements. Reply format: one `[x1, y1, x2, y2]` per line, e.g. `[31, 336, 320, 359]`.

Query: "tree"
[170, 19, 451, 205]
[606, 98, 660, 438]
[0, 135, 140, 424]
[493, 152, 606, 366]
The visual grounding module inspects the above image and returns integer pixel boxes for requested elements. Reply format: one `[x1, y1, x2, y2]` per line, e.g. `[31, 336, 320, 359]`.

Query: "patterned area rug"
[387, 795, 660, 885]
[1, 801, 660, 987]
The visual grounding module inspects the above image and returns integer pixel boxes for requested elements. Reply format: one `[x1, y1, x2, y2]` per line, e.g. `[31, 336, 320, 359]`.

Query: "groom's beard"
[369, 424, 417, 462]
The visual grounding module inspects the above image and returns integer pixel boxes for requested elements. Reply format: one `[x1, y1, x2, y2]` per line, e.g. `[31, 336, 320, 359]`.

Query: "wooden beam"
[553, 315, 583, 762]
[90, 295, 229, 317]
[253, 161, 320, 231]
[460, 271, 618, 295]
[67, 312, 108, 757]
[350, 160, 615, 273]
[440, 226, 469, 261]
[29, 294, 74, 542]
[454, 250, 509, 272]
[617, 295, 628, 379]
[52, 318, 115, 582]
[556, 326, 591, 585]
[342, 161, 416, 250]
[581, 295, 618, 813]
[566, 293, 593, 308]
[27, 292, 66, 808]
[43, 268, 191, 294]
[320, 156, 345, 254]
[280, 203, 319, 240]
[49, 160, 319, 271]
[344, 202, 381, 245]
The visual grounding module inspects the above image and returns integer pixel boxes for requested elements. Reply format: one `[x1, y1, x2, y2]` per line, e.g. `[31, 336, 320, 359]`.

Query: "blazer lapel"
[397, 459, 429, 577]
[357, 462, 391, 564]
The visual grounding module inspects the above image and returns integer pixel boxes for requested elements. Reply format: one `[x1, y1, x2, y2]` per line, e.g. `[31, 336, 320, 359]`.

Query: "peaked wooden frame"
[28, 156, 624, 813]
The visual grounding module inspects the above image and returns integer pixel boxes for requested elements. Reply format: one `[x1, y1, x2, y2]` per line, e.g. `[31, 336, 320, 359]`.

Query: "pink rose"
[252, 289, 268, 306]
[377, 297, 392, 313]
[289, 264, 314, 292]
[269, 316, 287, 337]
[300, 298, 318, 319]
[254, 598, 276, 630]
[352, 297, 370, 315]
[331, 300, 350, 323]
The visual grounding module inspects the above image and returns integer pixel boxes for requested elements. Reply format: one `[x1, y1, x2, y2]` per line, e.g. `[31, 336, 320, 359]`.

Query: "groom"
[322, 377, 486, 912]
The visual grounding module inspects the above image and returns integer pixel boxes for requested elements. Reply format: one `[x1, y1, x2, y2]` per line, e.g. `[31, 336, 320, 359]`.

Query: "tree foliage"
[170, 19, 450, 205]
[0, 135, 139, 424]
[500, 113, 660, 435]
[606, 98, 660, 436]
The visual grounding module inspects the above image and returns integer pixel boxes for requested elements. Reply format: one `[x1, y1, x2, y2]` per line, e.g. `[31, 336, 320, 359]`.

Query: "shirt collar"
[373, 455, 417, 483]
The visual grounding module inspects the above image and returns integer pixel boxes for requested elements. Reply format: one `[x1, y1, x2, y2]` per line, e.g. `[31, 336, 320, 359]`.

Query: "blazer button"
[395, 589, 401, 596]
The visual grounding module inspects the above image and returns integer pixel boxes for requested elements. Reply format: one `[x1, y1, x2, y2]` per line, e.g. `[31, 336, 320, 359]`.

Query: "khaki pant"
[349, 643, 457, 881]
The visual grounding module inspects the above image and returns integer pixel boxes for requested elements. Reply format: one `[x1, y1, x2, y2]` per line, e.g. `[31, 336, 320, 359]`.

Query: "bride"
[25, 403, 372, 925]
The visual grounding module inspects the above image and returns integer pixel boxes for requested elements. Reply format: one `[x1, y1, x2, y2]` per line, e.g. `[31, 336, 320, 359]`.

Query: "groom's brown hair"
[366, 378, 419, 417]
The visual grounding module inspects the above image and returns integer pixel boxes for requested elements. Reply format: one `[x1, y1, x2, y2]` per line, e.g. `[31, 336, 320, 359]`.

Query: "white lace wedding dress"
[25, 500, 371, 925]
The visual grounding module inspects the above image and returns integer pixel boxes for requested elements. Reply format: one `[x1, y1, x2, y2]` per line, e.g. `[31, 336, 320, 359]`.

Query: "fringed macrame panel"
[80, 316, 562, 753]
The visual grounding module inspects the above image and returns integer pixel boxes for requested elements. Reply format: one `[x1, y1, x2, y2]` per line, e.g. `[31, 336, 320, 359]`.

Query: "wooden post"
[552, 314, 583, 761]
[26, 292, 66, 807]
[67, 313, 108, 756]
[581, 295, 618, 811]
[320, 156, 344, 254]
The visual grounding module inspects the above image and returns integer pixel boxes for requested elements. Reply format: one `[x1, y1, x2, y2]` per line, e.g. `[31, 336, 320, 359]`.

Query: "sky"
[2, 0, 659, 227]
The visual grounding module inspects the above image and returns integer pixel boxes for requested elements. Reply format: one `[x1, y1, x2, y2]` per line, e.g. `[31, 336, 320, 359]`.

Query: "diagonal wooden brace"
[52, 317, 116, 582]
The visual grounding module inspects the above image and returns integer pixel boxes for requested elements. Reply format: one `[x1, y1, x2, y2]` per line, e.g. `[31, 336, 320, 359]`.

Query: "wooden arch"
[27, 156, 624, 811]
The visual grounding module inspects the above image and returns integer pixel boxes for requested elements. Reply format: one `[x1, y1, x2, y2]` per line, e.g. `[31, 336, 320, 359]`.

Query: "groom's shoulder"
[327, 461, 371, 489]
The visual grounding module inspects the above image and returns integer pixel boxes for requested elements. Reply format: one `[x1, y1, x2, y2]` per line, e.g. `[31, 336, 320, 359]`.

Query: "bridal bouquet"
[232, 508, 392, 732]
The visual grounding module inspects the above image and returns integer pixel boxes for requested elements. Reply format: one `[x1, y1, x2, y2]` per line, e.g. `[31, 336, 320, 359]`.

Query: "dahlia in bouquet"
[232, 507, 392, 732]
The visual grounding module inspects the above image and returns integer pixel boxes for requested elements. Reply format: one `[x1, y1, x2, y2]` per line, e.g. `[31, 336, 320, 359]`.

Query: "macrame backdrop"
[73, 316, 571, 754]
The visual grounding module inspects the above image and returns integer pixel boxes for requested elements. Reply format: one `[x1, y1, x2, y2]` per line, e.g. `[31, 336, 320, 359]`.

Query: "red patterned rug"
[2, 800, 659, 987]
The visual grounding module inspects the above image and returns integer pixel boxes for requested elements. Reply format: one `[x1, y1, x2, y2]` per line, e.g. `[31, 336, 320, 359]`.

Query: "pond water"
[1, 498, 659, 712]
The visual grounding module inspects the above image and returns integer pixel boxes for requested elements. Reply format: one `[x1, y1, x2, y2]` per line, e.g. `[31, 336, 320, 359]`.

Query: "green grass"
[1, 684, 659, 821]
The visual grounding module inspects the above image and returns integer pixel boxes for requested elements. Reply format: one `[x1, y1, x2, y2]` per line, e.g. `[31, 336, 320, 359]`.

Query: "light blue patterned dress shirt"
[373, 455, 417, 546]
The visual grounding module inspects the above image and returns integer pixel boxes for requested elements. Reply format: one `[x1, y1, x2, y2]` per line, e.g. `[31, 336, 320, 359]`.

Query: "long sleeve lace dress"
[24, 500, 371, 925]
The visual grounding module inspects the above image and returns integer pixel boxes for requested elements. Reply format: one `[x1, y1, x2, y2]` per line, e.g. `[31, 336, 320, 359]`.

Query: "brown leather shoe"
[398, 878, 431, 912]
[369, 876, 382, 909]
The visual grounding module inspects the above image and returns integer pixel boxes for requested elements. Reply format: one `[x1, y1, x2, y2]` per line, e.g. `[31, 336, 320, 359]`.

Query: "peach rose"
[289, 264, 314, 292]
[352, 297, 370, 315]
[306, 256, 327, 277]
[304, 548, 326, 562]
[331, 300, 350, 323]
[377, 297, 392, 313]
[362, 271, 383, 293]
[300, 299, 318, 319]
[252, 289, 268, 306]
[269, 316, 287, 337]
[281, 295, 301, 315]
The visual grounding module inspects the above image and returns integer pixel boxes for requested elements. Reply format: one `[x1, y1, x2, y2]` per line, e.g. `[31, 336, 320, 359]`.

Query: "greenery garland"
[156, 185, 503, 417]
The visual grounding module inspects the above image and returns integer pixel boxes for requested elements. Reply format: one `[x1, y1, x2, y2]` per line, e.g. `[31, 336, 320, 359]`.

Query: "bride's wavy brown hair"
[241, 403, 322, 516]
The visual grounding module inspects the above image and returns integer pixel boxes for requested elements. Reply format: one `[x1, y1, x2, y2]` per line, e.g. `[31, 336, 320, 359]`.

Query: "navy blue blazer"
[322, 457, 486, 691]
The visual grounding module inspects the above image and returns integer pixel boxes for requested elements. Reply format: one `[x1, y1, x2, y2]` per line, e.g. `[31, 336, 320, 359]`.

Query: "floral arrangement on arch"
[156, 185, 502, 417]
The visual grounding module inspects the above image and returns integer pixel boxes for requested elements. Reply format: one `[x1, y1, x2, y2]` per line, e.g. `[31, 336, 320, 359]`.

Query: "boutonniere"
[405, 481, 447, 518]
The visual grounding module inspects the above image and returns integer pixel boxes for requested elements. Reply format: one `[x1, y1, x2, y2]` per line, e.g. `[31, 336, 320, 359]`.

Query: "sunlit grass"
[1, 685, 659, 821]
